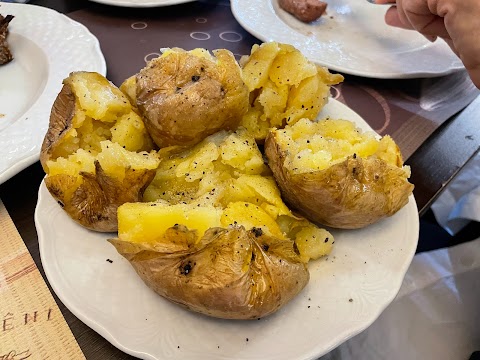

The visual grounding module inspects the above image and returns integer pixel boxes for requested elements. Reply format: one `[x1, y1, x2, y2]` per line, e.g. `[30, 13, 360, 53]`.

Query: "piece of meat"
[0, 14, 14, 65]
[278, 0, 328, 23]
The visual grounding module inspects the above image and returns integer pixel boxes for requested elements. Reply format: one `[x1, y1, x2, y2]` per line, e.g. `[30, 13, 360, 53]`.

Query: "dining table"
[0, 0, 479, 359]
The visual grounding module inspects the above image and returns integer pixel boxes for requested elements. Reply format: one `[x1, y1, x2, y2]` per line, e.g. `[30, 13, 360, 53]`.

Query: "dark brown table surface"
[1, 0, 479, 358]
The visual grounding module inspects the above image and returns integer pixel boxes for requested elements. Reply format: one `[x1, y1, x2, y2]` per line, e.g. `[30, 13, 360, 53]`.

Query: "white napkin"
[321, 237, 480, 360]
[431, 151, 480, 235]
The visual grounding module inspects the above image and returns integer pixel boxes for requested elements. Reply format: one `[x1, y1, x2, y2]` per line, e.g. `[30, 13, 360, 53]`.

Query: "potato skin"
[40, 83, 76, 170]
[136, 49, 249, 148]
[46, 161, 155, 232]
[265, 132, 414, 229]
[110, 226, 309, 319]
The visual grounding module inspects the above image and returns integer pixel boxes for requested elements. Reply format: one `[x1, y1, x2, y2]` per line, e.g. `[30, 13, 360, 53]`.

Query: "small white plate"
[0, 3, 106, 185]
[87, 0, 196, 7]
[231, 0, 463, 79]
[36, 99, 419, 360]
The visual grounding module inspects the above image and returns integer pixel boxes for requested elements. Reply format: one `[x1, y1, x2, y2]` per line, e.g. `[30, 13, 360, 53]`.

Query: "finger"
[374, 0, 396, 4]
[466, 65, 480, 89]
[404, 11, 450, 38]
[385, 7, 413, 29]
[446, 11, 480, 88]
[385, 4, 450, 39]
[440, 37, 458, 56]
[389, 0, 414, 29]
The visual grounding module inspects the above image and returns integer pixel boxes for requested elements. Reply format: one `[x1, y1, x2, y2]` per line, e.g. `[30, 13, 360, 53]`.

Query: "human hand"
[375, 0, 480, 88]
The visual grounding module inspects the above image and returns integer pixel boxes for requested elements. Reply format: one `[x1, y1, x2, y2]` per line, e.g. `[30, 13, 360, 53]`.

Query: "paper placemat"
[0, 199, 85, 360]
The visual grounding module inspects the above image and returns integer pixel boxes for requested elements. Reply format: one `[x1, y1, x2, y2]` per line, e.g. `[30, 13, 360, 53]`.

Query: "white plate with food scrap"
[36, 98, 419, 360]
[87, 0, 196, 7]
[0, 3, 105, 185]
[231, 0, 463, 79]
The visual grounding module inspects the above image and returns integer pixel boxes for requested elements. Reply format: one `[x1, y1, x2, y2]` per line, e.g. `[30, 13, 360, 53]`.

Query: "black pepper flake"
[192, 75, 200, 82]
[106, 259, 113, 263]
[262, 243, 269, 251]
[180, 262, 193, 275]
[246, 338, 249, 342]
[349, 298, 353, 302]
[252, 227, 263, 237]
[308, 306, 311, 308]
[353, 153, 357, 159]
[324, 237, 329, 243]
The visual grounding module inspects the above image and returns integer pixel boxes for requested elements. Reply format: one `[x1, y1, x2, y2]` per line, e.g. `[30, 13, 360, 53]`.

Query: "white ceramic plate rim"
[36, 99, 419, 360]
[231, 0, 464, 79]
[0, 3, 106, 185]
[87, 0, 196, 7]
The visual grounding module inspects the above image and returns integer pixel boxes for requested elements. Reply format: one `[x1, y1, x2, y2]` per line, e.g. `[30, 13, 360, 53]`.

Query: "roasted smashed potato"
[40, 72, 159, 232]
[131, 48, 249, 148]
[110, 225, 308, 320]
[239, 42, 343, 141]
[110, 129, 334, 318]
[265, 118, 414, 229]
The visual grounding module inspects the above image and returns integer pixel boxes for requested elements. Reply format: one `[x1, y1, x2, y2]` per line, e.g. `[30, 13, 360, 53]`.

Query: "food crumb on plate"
[106, 259, 113, 263]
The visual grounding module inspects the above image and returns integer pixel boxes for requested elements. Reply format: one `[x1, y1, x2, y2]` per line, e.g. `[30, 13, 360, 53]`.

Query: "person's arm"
[375, 0, 480, 88]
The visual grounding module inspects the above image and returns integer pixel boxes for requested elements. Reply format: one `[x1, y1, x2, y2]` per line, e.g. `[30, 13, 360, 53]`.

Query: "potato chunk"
[40, 72, 159, 232]
[110, 226, 309, 319]
[239, 42, 344, 141]
[142, 129, 334, 262]
[265, 118, 414, 229]
[135, 48, 249, 148]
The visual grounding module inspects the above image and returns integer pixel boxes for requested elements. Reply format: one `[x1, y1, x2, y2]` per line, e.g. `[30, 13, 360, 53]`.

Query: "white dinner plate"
[231, 0, 463, 79]
[0, 3, 106, 185]
[36, 98, 419, 360]
[87, 0, 196, 7]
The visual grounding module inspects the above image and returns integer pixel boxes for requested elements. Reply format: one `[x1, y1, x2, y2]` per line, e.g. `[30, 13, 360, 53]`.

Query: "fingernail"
[424, 35, 437, 42]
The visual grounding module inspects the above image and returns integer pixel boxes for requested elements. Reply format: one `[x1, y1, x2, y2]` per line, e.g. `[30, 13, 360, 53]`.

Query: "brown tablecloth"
[68, 0, 479, 160]
[1, 2, 478, 359]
